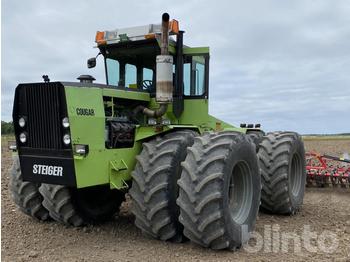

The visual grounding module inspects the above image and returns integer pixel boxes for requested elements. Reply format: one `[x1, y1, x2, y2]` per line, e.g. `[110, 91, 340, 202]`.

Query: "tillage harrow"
[306, 152, 350, 187]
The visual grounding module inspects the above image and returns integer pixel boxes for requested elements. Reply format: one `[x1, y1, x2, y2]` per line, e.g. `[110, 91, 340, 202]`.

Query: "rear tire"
[258, 131, 306, 215]
[177, 132, 261, 250]
[39, 184, 125, 226]
[10, 156, 50, 221]
[129, 130, 196, 242]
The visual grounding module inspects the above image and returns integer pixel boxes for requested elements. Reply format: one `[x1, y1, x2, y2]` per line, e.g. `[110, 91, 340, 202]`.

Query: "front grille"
[24, 83, 65, 149]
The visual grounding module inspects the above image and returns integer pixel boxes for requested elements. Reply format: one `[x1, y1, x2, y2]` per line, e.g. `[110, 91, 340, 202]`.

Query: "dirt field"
[1, 137, 350, 261]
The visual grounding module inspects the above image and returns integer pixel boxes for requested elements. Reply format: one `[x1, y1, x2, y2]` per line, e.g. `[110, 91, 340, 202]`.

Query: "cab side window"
[183, 55, 207, 97]
[125, 64, 137, 88]
[193, 56, 205, 96]
[183, 62, 191, 95]
[142, 68, 153, 90]
[106, 58, 120, 86]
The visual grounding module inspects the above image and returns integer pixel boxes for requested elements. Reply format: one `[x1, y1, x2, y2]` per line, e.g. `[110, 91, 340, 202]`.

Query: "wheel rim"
[228, 161, 253, 224]
[290, 153, 303, 196]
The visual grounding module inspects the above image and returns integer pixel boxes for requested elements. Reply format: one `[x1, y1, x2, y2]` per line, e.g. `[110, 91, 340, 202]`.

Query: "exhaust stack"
[156, 13, 173, 104]
[134, 13, 174, 118]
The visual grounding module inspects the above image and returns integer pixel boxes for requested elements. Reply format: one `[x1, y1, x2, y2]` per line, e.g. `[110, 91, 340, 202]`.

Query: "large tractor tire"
[129, 130, 196, 242]
[177, 132, 261, 250]
[246, 130, 265, 152]
[258, 131, 306, 215]
[39, 184, 125, 226]
[10, 156, 50, 221]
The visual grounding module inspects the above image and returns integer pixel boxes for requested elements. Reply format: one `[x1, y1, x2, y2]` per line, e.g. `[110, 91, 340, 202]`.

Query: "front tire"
[258, 131, 306, 214]
[129, 130, 196, 242]
[177, 132, 261, 250]
[39, 184, 125, 226]
[10, 156, 50, 221]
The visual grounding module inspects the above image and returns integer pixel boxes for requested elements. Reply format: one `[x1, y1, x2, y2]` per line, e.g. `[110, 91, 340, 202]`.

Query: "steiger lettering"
[33, 164, 63, 177]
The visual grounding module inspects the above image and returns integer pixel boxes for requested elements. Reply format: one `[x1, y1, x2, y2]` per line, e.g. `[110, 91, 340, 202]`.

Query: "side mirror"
[87, 57, 96, 68]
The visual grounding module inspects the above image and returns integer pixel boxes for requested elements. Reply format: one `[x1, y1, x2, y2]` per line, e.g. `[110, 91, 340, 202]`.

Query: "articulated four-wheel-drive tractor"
[10, 13, 306, 250]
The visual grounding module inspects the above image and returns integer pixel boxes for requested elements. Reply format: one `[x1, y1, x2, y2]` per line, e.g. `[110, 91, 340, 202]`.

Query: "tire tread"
[10, 156, 49, 221]
[130, 130, 196, 242]
[258, 131, 305, 214]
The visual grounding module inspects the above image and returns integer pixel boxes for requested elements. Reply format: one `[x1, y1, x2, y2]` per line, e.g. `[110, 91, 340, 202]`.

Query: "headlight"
[19, 117, 26, 128]
[62, 117, 70, 128]
[63, 134, 71, 145]
[19, 133, 27, 143]
[74, 144, 89, 156]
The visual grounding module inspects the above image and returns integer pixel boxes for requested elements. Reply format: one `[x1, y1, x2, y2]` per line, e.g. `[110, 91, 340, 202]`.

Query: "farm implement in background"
[306, 152, 350, 188]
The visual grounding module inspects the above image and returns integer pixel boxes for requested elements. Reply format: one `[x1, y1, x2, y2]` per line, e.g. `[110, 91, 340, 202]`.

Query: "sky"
[2, 0, 350, 134]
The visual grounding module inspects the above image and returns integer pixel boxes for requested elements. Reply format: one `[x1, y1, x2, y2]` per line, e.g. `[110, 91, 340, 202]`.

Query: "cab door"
[183, 47, 210, 99]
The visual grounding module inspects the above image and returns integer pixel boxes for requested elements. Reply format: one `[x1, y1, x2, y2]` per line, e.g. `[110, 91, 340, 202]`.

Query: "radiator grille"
[25, 83, 64, 149]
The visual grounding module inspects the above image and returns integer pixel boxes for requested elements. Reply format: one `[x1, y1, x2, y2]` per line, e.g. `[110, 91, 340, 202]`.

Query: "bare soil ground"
[1, 137, 350, 261]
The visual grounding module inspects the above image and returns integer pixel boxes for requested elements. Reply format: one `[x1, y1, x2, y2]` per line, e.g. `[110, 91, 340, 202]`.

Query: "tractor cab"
[90, 20, 209, 102]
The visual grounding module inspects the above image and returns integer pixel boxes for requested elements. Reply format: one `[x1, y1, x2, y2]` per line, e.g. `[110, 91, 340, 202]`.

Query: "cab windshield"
[106, 58, 155, 90]
[104, 41, 158, 91]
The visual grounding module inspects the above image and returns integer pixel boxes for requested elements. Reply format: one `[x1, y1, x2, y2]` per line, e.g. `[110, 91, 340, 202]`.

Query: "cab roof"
[95, 20, 179, 46]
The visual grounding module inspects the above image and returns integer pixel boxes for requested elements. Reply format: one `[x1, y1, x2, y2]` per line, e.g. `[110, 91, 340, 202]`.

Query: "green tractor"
[10, 13, 306, 250]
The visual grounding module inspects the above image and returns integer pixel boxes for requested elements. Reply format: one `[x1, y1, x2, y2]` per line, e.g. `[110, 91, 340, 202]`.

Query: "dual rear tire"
[257, 131, 306, 214]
